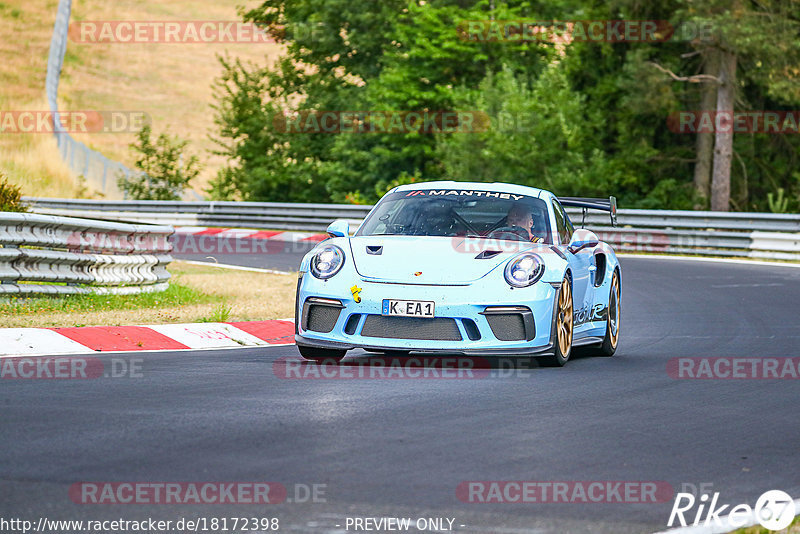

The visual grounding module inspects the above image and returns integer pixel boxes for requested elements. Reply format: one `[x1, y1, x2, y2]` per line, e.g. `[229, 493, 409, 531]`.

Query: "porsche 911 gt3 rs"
[294, 181, 621, 366]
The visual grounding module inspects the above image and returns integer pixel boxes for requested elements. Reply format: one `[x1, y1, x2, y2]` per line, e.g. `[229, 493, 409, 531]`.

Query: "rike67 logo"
[668, 489, 795, 531]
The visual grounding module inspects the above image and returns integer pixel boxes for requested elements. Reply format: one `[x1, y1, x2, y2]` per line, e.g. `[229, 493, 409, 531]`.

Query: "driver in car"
[506, 204, 544, 243]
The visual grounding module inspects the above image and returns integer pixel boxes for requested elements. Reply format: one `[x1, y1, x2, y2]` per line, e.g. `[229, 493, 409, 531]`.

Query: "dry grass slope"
[0, 0, 78, 197]
[0, 0, 282, 199]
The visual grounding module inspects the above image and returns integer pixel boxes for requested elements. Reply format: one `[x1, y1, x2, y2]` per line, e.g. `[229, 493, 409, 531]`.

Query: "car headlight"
[504, 253, 544, 287]
[310, 245, 345, 279]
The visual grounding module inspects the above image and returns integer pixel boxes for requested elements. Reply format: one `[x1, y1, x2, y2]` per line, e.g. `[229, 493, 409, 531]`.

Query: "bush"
[117, 125, 201, 200]
[0, 173, 29, 212]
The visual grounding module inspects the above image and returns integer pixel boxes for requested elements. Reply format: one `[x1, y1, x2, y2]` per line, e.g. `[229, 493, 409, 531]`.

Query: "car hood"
[348, 236, 541, 285]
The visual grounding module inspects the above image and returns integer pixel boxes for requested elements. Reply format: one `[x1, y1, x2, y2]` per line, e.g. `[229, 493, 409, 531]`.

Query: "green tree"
[319, 0, 558, 202]
[437, 64, 622, 196]
[210, 0, 561, 203]
[641, 0, 800, 210]
[210, 0, 800, 211]
[208, 0, 408, 202]
[208, 54, 332, 201]
[118, 125, 201, 201]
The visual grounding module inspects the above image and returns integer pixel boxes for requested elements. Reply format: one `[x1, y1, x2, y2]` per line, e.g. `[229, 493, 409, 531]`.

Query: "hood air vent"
[475, 250, 502, 260]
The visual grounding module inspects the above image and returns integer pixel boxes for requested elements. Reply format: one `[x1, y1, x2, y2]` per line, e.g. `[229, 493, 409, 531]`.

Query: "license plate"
[382, 299, 435, 318]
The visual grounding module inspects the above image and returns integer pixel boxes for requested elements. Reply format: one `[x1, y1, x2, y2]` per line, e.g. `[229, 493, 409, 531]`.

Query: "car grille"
[361, 315, 462, 341]
[305, 303, 341, 333]
[485, 313, 527, 341]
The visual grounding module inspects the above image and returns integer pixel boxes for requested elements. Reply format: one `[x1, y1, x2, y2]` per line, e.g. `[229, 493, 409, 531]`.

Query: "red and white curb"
[0, 320, 296, 357]
[174, 227, 328, 243]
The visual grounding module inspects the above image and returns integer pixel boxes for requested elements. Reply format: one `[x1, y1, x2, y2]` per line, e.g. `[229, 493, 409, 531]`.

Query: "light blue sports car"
[294, 181, 620, 366]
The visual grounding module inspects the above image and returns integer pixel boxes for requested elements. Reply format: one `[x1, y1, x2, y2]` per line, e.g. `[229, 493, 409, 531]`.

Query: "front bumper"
[295, 334, 553, 356]
[296, 274, 559, 355]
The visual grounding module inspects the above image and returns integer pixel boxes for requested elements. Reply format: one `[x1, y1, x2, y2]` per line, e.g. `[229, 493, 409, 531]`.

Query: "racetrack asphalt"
[1, 251, 799, 533]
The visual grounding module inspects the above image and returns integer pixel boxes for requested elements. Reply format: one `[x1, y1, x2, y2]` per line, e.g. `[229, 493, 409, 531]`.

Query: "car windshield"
[356, 188, 552, 243]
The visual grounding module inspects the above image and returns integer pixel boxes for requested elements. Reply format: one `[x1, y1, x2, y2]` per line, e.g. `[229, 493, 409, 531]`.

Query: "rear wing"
[558, 196, 618, 227]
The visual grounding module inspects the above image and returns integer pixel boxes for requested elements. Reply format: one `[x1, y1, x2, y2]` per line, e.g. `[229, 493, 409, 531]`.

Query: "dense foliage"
[210, 0, 800, 211]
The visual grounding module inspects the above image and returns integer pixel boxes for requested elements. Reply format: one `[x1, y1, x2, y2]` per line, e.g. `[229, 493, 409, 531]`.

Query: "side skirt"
[572, 336, 604, 348]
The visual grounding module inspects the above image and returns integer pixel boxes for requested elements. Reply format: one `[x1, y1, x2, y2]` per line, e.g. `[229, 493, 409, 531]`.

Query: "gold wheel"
[556, 277, 573, 358]
[608, 272, 620, 349]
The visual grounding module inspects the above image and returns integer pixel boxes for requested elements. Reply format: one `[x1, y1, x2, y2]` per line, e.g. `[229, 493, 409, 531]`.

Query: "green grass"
[0, 261, 297, 328]
[197, 301, 233, 323]
[728, 515, 799, 533]
[0, 282, 213, 317]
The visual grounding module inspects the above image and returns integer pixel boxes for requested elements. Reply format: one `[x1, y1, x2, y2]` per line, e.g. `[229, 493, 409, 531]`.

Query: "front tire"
[298, 345, 346, 363]
[542, 275, 573, 367]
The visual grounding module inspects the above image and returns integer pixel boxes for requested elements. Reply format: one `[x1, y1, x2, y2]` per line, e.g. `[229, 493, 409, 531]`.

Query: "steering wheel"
[487, 226, 530, 241]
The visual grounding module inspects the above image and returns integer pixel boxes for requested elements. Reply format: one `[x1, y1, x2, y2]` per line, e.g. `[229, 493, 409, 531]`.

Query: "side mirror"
[326, 219, 350, 238]
[568, 229, 599, 254]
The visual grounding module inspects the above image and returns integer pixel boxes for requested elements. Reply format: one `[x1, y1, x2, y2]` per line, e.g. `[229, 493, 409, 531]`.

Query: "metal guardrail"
[561, 210, 800, 261]
[24, 198, 371, 232]
[23, 197, 800, 261]
[0, 212, 174, 295]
